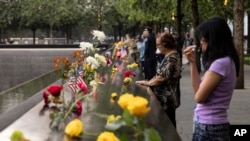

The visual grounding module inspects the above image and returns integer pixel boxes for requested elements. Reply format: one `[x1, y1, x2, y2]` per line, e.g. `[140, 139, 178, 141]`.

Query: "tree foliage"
[0, 0, 246, 42]
[115, 0, 175, 24]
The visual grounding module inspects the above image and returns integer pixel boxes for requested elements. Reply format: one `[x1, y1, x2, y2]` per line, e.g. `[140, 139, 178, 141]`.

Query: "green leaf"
[144, 128, 162, 141]
[122, 110, 134, 126]
[104, 120, 126, 131]
[120, 132, 129, 141]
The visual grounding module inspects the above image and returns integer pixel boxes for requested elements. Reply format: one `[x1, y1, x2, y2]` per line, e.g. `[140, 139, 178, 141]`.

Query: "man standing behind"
[183, 32, 193, 64]
[143, 27, 157, 80]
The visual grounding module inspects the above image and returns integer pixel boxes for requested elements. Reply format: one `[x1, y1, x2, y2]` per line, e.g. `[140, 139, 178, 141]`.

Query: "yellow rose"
[84, 64, 94, 72]
[127, 96, 150, 117]
[110, 92, 118, 104]
[131, 63, 138, 68]
[107, 115, 121, 124]
[127, 64, 132, 69]
[111, 92, 117, 98]
[124, 77, 132, 83]
[97, 131, 120, 141]
[117, 93, 134, 110]
[65, 119, 83, 137]
[112, 67, 118, 72]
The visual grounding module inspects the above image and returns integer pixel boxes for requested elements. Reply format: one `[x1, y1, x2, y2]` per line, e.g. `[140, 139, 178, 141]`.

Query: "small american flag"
[68, 71, 88, 94]
[77, 71, 84, 84]
[68, 77, 78, 94]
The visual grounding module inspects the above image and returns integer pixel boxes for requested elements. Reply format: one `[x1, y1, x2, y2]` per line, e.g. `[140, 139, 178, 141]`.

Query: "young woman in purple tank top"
[184, 17, 240, 141]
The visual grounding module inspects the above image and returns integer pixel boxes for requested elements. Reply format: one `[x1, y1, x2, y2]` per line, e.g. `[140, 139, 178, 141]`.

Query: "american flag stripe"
[77, 76, 84, 84]
[68, 82, 77, 94]
[68, 77, 78, 94]
[68, 73, 87, 94]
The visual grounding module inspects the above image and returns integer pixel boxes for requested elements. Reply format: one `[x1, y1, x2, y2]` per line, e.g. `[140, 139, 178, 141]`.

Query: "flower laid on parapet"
[10, 130, 30, 141]
[53, 57, 71, 80]
[72, 101, 83, 117]
[112, 41, 124, 60]
[121, 70, 136, 94]
[97, 131, 120, 141]
[105, 51, 113, 67]
[110, 92, 118, 104]
[127, 62, 138, 71]
[80, 42, 96, 57]
[42, 85, 64, 105]
[65, 118, 83, 136]
[110, 66, 119, 79]
[91, 30, 106, 43]
[96, 93, 161, 141]
[83, 63, 95, 84]
[106, 115, 122, 125]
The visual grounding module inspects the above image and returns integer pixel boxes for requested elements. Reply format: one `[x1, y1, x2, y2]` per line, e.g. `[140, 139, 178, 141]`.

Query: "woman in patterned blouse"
[136, 32, 181, 128]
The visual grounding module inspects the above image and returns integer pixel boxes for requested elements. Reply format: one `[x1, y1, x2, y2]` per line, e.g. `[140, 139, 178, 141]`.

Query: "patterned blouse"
[152, 52, 181, 110]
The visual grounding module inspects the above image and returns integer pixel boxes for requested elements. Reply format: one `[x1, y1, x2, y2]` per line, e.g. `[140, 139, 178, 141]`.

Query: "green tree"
[0, 0, 6, 40]
[101, 4, 128, 40]
[57, 0, 86, 44]
[39, 0, 63, 44]
[114, 0, 175, 31]
[0, 0, 22, 39]
[21, 0, 46, 44]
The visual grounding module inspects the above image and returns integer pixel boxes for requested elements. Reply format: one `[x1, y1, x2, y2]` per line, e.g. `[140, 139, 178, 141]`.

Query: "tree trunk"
[32, 28, 36, 45]
[118, 22, 123, 41]
[0, 28, 2, 42]
[66, 24, 72, 44]
[69, 26, 72, 44]
[177, 0, 182, 38]
[66, 24, 69, 44]
[112, 25, 117, 42]
[50, 25, 53, 44]
[191, 0, 201, 73]
[248, 13, 250, 54]
[234, 0, 244, 89]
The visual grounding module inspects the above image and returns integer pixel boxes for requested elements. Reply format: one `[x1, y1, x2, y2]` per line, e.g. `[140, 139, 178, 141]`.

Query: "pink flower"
[73, 101, 83, 117]
[77, 82, 88, 94]
[123, 70, 136, 78]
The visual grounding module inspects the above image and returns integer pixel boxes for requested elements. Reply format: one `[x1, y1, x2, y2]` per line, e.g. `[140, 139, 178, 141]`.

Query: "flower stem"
[63, 92, 93, 120]
[83, 131, 99, 137]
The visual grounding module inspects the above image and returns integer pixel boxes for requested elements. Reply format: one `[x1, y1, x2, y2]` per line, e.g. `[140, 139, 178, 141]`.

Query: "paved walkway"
[177, 59, 250, 141]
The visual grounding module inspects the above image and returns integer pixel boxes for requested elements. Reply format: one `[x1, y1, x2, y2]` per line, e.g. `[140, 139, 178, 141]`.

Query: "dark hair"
[158, 32, 177, 49]
[145, 27, 153, 33]
[197, 16, 240, 76]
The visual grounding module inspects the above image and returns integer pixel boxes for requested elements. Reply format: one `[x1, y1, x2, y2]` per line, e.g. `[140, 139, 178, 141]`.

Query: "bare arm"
[195, 71, 222, 103]
[190, 63, 201, 93]
[184, 46, 201, 93]
[135, 75, 165, 87]
[184, 46, 223, 103]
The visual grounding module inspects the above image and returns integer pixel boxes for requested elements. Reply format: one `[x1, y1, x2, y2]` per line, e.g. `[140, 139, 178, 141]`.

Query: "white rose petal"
[80, 42, 95, 51]
[92, 30, 106, 42]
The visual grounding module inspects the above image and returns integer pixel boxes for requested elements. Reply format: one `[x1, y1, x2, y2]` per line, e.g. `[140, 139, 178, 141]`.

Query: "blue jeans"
[192, 122, 230, 141]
